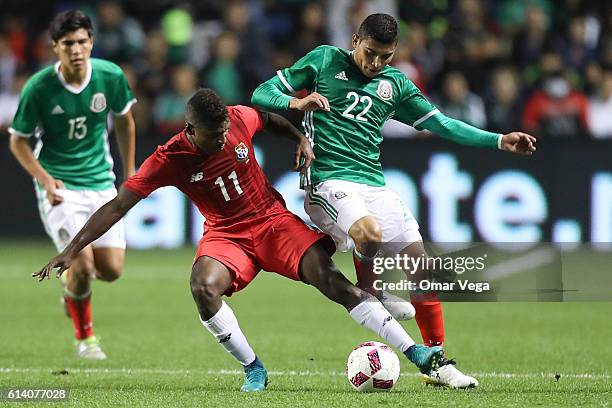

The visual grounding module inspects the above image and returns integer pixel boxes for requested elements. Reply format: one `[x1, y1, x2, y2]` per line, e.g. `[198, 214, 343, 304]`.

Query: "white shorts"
[304, 179, 422, 253]
[35, 185, 125, 252]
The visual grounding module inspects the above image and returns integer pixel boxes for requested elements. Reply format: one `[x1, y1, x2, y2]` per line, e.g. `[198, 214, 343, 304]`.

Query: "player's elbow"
[251, 85, 265, 105]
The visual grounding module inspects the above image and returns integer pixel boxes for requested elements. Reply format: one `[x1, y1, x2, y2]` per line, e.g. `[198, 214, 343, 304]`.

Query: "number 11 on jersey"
[214, 170, 243, 201]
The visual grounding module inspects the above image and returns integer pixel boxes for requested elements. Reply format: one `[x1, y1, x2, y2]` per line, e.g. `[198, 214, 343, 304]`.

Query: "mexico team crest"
[376, 80, 393, 101]
[90, 93, 107, 113]
[235, 142, 249, 163]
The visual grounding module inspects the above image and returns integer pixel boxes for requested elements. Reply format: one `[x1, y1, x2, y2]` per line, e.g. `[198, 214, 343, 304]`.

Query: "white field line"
[0, 367, 609, 379]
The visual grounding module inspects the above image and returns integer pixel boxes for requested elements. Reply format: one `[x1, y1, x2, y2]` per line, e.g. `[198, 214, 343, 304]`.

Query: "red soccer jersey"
[124, 105, 286, 228]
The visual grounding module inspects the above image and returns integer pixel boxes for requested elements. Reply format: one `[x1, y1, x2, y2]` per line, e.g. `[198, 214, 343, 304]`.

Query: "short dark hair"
[357, 13, 398, 44]
[186, 88, 229, 130]
[49, 10, 94, 42]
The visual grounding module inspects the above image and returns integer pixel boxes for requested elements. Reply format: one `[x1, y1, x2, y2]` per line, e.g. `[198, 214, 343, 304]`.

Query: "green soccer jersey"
[10, 58, 136, 190]
[274, 45, 438, 187]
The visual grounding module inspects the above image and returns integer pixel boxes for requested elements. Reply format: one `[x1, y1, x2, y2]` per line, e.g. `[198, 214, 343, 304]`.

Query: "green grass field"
[1, 241, 611, 407]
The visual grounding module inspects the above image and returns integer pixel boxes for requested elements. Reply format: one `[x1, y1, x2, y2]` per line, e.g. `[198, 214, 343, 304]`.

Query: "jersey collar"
[55, 60, 92, 94]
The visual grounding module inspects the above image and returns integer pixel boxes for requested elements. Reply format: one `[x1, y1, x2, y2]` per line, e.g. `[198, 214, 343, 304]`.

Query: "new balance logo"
[219, 333, 232, 343]
[382, 316, 393, 327]
[190, 172, 203, 182]
[51, 105, 64, 115]
[334, 71, 348, 81]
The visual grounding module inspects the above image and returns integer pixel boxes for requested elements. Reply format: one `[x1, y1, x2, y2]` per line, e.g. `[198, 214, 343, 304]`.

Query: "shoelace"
[437, 357, 457, 368]
[246, 367, 266, 384]
[82, 337, 103, 352]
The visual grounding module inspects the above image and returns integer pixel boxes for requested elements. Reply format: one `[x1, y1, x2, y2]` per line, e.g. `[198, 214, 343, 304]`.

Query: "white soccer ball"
[346, 341, 400, 392]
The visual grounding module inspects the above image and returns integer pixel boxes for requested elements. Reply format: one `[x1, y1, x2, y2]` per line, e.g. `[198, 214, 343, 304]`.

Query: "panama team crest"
[376, 80, 393, 101]
[235, 142, 249, 163]
[90, 93, 107, 113]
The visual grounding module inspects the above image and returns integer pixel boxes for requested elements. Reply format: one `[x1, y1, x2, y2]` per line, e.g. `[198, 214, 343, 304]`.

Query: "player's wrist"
[288, 98, 299, 110]
[37, 174, 54, 188]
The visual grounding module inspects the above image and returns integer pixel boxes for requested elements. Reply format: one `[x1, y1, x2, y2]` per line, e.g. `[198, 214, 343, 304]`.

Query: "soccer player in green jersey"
[252, 13, 536, 388]
[9, 10, 137, 360]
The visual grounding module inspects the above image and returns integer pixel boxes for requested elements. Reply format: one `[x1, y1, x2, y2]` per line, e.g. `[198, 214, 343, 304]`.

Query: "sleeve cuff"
[112, 98, 137, 116]
[280, 94, 293, 109]
[497, 134, 503, 150]
[8, 127, 34, 138]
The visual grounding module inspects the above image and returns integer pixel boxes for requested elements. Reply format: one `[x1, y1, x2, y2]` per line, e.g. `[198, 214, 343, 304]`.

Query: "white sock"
[349, 300, 416, 353]
[200, 301, 256, 366]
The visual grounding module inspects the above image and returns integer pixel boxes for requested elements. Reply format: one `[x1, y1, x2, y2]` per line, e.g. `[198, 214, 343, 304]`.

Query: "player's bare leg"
[298, 243, 443, 376]
[62, 245, 106, 360]
[92, 247, 124, 282]
[191, 256, 267, 392]
[401, 241, 478, 388]
[349, 216, 416, 320]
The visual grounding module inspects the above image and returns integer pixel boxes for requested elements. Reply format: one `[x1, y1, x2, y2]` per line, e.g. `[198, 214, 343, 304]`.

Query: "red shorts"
[194, 208, 334, 296]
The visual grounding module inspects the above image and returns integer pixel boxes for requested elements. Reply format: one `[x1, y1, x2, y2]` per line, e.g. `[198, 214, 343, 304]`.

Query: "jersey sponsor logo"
[51, 105, 64, 115]
[376, 80, 393, 101]
[90, 93, 107, 113]
[334, 71, 348, 81]
[235, 142, 249, 163]
[190, 171, 204, 183]
[334, 191, 347, 199]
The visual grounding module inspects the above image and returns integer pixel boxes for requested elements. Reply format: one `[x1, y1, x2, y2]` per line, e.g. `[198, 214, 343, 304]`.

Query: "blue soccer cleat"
[405, 344, 445, 375]
[241, 357, 268, 392]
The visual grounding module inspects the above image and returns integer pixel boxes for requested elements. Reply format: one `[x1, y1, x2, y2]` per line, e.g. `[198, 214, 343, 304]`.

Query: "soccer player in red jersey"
[36, 89, 454, 392]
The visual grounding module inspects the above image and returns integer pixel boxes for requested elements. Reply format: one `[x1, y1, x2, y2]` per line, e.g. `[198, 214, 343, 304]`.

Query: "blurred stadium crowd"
[0, 0, 611, 142]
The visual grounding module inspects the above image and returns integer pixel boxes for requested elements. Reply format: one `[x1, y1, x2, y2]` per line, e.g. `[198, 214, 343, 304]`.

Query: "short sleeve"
[393, 77, 439, 130]
[9, 80, 40, 137]
[123, 149, 176, 198]
[232, 105, 264, 138]
[276, 45, 327, 93]
[110, 70, 137, 116]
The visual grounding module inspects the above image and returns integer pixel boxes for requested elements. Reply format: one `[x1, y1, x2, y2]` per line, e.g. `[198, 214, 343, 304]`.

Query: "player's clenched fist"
[289, 92, 330, 112]
[42, 177, 65, 206]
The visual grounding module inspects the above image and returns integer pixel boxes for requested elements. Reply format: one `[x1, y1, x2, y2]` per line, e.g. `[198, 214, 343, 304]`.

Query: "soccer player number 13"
[214, 170, 243, 201]
[68, 116, 87, 139]
[342, 92, 372, 122]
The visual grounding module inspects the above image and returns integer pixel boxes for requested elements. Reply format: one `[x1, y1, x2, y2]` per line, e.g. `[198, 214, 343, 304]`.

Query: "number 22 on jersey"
[341, 92, 372, 122]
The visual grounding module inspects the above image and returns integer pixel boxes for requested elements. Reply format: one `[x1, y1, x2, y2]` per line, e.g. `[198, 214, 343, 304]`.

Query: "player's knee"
[95, 259, 123, 282]
[97, 266, 123, 282]
[352, 224, 382, 254]
[71, 257, 97, 281]
[190, 273, 223, 305]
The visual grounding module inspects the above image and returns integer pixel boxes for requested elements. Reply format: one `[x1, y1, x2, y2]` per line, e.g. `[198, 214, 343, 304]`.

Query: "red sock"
[64, 294, 94, 340]
[353, 254, 380, 296]
[410, 292, 445, 347]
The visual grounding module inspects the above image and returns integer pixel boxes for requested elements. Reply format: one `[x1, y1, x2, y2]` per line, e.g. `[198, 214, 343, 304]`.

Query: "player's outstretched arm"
[114, 111, 137, 180]
[420, 112, 536, 154]
[252, 78, 330, 112]
[33, 186, 141, 282]
[252, 77, 295, 110]
[264, 112, 315, 172]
